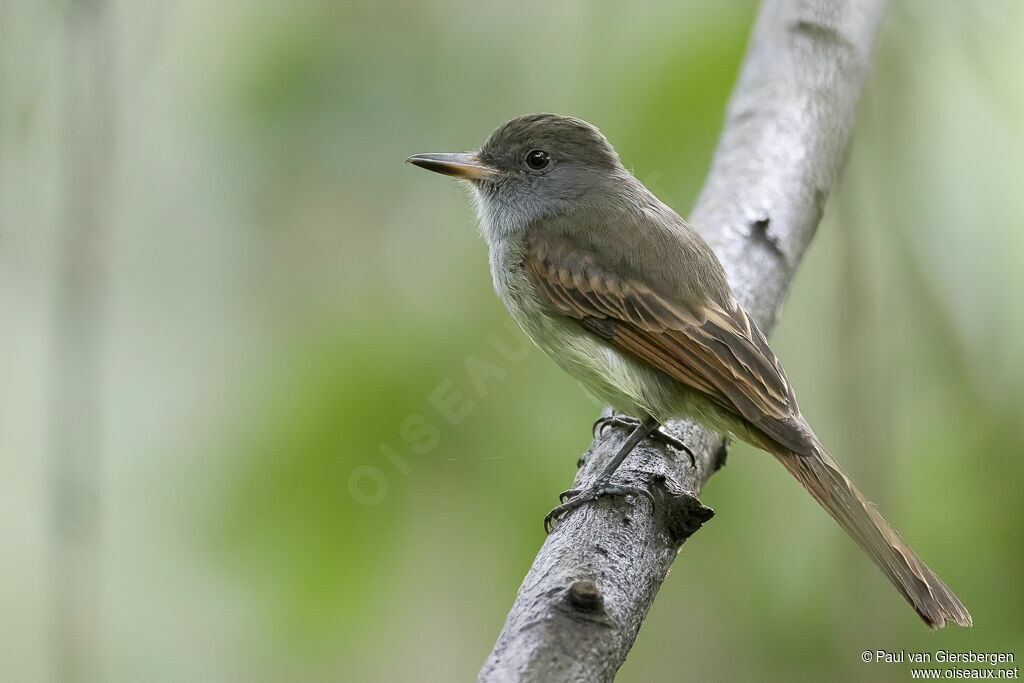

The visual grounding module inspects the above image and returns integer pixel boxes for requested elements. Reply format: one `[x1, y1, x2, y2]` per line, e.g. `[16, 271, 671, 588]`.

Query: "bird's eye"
[525, 149, 551, 170]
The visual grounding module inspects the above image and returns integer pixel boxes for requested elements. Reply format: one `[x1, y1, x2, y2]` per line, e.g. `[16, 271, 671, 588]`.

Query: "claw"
[543, 509, 560, 534]
[544, 483, 655, 533]
[593, 415, 697, 466]
[593, 414, 641, 439]
[658, 434, 696, 467]
[559, 488, 581, 504]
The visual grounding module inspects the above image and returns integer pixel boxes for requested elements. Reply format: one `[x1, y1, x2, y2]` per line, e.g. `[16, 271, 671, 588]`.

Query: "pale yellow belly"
[515, 306, 683, 423]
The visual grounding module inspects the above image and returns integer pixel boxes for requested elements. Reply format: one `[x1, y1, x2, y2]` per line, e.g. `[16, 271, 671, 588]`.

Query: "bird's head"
[406, 114, 627, 236]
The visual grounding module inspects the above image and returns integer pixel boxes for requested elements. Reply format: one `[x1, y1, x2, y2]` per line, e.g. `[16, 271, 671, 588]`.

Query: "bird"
[405, 113, 971, 628]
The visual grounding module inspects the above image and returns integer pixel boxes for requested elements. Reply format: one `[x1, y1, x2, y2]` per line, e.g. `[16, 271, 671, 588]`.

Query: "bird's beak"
[405, 152, 497, 181]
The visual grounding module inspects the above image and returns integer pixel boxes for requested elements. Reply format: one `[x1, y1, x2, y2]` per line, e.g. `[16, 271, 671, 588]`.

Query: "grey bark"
[478, 1, 890, 681]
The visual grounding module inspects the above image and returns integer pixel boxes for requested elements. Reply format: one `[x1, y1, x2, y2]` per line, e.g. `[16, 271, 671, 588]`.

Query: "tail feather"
[772, 441, 971, 628]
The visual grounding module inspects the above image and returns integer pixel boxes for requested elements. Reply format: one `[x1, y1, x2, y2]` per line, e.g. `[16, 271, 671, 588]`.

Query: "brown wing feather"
[523, 231, 972, 628]
[524, 235, 812, 455]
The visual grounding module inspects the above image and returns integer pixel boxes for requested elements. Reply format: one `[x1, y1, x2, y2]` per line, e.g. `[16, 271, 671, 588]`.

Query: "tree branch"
[478, 0, 890, 680]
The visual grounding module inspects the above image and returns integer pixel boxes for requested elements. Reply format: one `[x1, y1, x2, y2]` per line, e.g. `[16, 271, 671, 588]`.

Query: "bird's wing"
[524, 231, 812, 454]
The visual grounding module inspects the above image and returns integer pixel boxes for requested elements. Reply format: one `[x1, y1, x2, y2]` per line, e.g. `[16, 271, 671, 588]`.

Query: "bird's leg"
[545, 416, 661, 533]
[593, 413, 695, 466]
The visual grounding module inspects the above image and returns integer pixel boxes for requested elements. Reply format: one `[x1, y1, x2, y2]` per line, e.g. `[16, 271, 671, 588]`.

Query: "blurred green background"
[2, 1, 1022, 681]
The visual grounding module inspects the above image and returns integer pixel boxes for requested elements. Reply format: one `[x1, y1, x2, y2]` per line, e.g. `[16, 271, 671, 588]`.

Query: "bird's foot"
[592, 414, 696, 466]
[544, 482, 654, 533]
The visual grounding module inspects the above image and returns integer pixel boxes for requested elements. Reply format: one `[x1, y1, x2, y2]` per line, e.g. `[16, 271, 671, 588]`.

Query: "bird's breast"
[486, 239, 681, 421]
